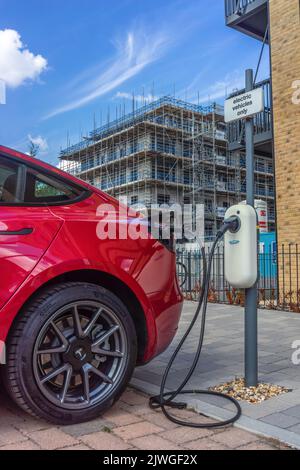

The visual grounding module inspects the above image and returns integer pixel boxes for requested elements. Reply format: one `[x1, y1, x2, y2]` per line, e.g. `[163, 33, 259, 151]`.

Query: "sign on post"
[224, 87, 264, 123]
[0, 80, 6, 105]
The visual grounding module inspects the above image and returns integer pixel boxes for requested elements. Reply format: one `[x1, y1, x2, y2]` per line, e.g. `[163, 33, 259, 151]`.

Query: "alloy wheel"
[33, 301, 128, 410]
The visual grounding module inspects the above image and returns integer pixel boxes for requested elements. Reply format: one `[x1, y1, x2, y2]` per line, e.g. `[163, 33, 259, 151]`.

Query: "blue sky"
[0, 0, 270, 165]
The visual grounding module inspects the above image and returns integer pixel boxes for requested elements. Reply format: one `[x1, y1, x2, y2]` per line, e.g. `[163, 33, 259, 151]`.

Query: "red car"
[0, 145, 183, 424]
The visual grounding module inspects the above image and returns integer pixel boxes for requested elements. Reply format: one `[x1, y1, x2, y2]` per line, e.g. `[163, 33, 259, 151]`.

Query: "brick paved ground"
[134, 302, 300, 448]
[0, 385, 289, 450]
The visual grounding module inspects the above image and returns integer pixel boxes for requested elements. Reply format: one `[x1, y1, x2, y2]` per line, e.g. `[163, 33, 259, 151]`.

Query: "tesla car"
[0, 145, 183, 424]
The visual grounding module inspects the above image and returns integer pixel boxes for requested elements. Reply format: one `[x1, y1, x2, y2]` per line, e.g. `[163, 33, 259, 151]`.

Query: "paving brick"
[0, 425, 28, 446]
[184, 438, 230, 450]
[260, 364, 288, 374]
[60, 444, 91, 450]
[63, 419, 114, 437]
[121, 390, 146, 406]
[160, 426, 213, 444]
[238, 442, 277, 451]
[114, 421, 163, 440]
[210, 428, 259, 449]
[283, 405, 300, 419]
[0, 440, 40, 450]
[103, 406, 143, 426]
[120, 402, 154, 416]
[14, 417, 51, 435]
[28, 428, 79, 450]
[130, 435, 182, 450]
[139, 411, 179, 430]
[288, 424, 300, 434]
[0, 408, 24, 427]
[261, 413, 300, 429]
[172, 407, 212, 421]
[80, 431, 132, 450]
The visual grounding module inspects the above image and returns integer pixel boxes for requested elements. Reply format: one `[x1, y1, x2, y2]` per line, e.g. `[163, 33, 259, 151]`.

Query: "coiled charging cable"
[149, 221, 242, 428]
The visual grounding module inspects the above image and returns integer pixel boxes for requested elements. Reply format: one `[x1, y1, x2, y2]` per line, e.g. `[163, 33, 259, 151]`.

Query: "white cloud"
[0, 29, 47, 88]
[45, 28, 170, 119]
[115, 91, 159, 104]
[195, 71, 245, 104]
[28, 135, 48, 152]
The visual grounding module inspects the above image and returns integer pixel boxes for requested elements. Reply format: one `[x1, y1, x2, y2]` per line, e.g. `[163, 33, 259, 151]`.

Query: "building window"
[131, 195, 138, 205]
[157, 194, 170, 205]
[205, 199, 213, 211]
[205, 225, 214, 239]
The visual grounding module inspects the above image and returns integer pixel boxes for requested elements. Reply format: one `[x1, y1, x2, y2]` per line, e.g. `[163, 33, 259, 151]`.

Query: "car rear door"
[0, 156, 63, 309]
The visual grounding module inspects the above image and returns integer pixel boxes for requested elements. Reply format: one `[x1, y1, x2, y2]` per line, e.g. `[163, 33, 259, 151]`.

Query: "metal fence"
[177, 244, 300, 313]
[279, 245, 300, 312]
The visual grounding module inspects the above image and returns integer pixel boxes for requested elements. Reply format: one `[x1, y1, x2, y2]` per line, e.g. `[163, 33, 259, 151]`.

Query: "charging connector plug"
[217, 216, 240, 238]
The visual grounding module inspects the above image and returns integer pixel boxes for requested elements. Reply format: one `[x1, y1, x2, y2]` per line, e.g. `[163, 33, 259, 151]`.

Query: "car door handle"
[0, 228, 33, 236]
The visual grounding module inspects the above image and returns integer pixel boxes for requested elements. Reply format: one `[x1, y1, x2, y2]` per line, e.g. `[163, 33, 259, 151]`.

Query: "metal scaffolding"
[60, 96, 275, 238]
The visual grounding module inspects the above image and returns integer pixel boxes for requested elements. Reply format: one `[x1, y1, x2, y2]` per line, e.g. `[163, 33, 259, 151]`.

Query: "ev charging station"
[224, 69, 264, 388]
[224, 204, 258, 290]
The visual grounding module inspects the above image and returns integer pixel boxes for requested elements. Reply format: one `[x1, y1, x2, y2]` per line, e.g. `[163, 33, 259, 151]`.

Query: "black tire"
[1, 282, 137, 425]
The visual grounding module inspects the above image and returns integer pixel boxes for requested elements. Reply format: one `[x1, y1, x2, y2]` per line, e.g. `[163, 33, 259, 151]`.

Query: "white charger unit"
[224, 204, 258, 289]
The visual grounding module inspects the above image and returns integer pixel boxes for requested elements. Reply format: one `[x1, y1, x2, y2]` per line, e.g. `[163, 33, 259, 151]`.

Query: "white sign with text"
[225, 87, 264, 123]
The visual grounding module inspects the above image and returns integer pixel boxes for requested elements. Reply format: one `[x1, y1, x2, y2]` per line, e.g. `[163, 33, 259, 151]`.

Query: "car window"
[24, 167, 83, 204]
[0, 158, 22, 203]
[0, 155, 86, 206]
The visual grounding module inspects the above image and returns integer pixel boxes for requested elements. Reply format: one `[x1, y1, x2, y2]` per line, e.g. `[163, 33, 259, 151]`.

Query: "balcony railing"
[225, 0, 260, 17]
[225, 0, 268, 41]
[227, 78, 272, 152]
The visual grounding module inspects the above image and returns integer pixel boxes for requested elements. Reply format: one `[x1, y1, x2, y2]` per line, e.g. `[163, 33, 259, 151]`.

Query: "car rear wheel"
[2, 282, 137, 424]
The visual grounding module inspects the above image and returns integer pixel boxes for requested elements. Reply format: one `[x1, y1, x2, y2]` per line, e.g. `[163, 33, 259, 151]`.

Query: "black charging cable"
[149, 218, 242, 428]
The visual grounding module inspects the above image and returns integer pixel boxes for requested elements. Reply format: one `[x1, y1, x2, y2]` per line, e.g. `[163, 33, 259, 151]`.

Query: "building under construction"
[60, 96, 275, 238]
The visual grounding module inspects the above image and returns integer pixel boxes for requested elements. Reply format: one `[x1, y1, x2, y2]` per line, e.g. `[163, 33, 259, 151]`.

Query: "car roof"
[0, 145, 123, 207]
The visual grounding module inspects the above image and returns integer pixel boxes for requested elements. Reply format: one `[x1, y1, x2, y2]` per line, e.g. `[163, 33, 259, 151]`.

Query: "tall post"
[245, 69, 258, 387]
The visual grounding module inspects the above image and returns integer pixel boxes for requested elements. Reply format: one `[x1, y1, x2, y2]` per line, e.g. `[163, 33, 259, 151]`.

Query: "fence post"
[282, 244, 285, 309]
[187, 252, 192, 293]
[289, 244, 292, 307]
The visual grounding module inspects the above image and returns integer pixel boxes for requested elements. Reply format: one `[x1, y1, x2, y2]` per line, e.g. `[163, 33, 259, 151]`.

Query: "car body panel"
[0, 206, 63, 309]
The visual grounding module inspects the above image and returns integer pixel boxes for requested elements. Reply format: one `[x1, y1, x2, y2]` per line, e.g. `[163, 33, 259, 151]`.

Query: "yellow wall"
[269, 0, 300, 244]
[269, 0, 300, 299]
